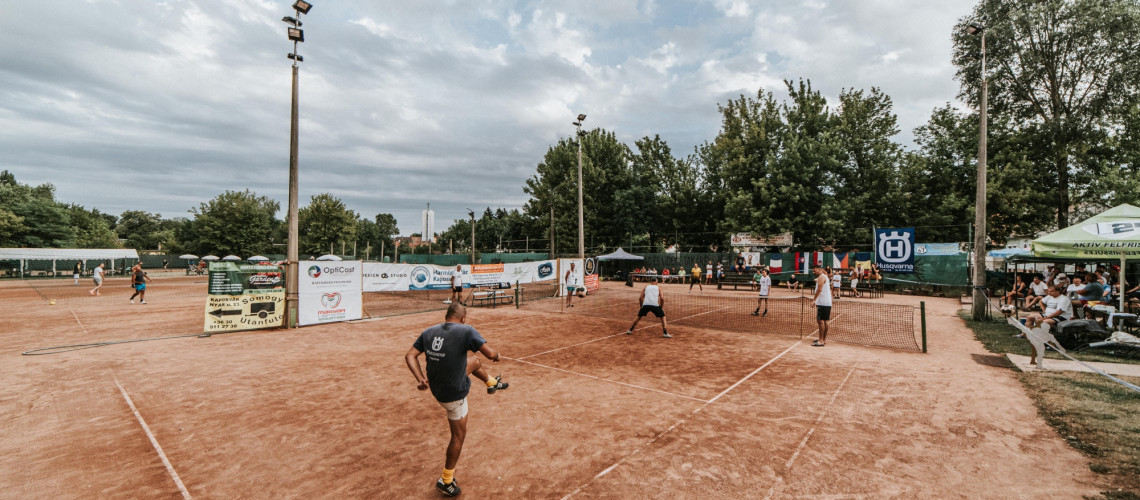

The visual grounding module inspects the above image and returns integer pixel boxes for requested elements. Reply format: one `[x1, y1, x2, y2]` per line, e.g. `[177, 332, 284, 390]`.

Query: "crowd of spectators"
[1002, 263, 1133, 321]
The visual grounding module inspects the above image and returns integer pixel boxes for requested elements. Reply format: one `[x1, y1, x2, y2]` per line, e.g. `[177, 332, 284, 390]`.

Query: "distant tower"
[422, 203, 435, 243]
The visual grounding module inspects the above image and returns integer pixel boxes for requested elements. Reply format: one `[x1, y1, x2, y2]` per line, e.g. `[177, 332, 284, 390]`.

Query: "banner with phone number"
[204, 262, 286, 333]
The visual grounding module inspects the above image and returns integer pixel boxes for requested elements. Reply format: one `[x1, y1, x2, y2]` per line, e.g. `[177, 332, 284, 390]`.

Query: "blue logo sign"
[875, 228, 915, 273]
[409, 265, 431, 289]
[537, 262, 553, 278]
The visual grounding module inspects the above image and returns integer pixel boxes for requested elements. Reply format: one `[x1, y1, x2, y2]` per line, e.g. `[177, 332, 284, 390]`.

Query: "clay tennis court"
[1, 276, 1101, 498]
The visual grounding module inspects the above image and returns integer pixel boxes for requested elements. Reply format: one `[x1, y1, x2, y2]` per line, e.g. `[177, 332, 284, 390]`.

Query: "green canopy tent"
[1028, 203, 1140, 311]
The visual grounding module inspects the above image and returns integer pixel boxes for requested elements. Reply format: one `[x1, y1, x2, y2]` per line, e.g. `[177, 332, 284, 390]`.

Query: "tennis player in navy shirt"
[405, 302, 509, 497]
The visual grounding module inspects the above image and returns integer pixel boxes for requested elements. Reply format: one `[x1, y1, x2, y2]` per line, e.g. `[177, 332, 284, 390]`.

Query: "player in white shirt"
[849, 268, 861, 298]
[564, 262, 581, 308]
[446, 265, 464, 304]
[1024, 276, 1048, 311]
[752, 269, 771, 317]
[89, 263, 106, 296]
[831, 270, 842, 300]
[625, 277, 669, 338]
[809, 266, 833, 346]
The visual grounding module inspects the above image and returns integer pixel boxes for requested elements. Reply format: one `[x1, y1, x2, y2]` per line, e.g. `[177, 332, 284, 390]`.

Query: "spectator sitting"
[1065, 277, 1085, 300]
[1023, 276, 1048, 311]
[1002, 275, 1027, 307]
[1075, 277, 1105, 317]
[662, 267, 671, 282]
[1024, 285, 1073, 331]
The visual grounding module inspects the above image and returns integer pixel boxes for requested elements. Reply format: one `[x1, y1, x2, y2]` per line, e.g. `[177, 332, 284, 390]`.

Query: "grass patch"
[961, 311, 1140, 365]
[962, 312, 1140, 498]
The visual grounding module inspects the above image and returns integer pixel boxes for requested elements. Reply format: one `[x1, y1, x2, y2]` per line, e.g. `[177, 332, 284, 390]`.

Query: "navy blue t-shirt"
[412, 322, 487, 403]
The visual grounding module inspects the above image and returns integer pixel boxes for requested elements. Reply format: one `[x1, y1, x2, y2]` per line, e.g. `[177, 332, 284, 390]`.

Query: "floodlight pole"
[469, 210, 476, 265]
[284, 4, 309, 328]
[574, 115, 586, 260]
[970, 26, 989, 320]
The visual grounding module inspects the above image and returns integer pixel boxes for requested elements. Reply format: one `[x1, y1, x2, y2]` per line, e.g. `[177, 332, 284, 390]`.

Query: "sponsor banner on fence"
[875, 228, 916, 273]
[584, 273, 599, 292]
[204, 262, 285, 333]
[298, 260, 363, 326]
[362, 261, 556, 292]
[914, 242, 964, 256]
[731, 232, 793, 247]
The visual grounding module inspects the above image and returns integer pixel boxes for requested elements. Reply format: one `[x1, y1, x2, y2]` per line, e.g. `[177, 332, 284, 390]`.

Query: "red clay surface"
[0, 277, 1101, 498]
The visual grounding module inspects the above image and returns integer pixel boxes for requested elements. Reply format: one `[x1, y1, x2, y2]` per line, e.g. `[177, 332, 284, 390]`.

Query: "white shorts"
[439, 398, 468, 420]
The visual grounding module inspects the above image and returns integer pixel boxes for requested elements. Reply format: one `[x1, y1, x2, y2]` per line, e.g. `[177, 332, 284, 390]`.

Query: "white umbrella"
[201, 255, 220, 261]
[315, 254, 343, 261]
[178, 254, 199, 260]
[247, 255, 269, 262]
[221, 255, 241, 261]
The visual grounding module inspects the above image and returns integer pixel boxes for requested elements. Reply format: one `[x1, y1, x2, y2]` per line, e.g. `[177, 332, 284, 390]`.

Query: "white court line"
[560, 339, 803, 500]
[762, 363, 858, 500]
[68, 306, 90, 336]
[507, 357, 708, 403]
[115, 379, 192, 500]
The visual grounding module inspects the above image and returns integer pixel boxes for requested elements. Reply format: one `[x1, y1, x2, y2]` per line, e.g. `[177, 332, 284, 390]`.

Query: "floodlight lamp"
[572, 121, 581, 126]
[287, 53, 304, 61]
[966, 23, 984, 35]
[288, 28, 305, 42]
[293, 0, 312, 14]
[282, 16, 301, 27]
[577, 114, 587, 121]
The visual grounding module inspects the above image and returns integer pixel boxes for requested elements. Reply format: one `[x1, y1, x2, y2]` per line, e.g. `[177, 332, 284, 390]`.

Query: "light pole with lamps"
[968, 23, 988, 320]
[468, 209, 476, 265]
[283, 0, 312, 328]
[573, 114, 586, 259]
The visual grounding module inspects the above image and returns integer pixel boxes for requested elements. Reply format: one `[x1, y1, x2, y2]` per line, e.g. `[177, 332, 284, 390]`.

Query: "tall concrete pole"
[971, 29, 989, 320]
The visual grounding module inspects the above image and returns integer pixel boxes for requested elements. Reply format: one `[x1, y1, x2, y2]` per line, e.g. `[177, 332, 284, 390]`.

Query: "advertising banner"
[914, 242, 963, 256]
[203, 262, 285, 334]
[731, 232, 793, 247]
[584, 273, 600, 292]
[361, 261, 557, 292]
[298, 260, 363, 326]
[875, 228, 916, 273]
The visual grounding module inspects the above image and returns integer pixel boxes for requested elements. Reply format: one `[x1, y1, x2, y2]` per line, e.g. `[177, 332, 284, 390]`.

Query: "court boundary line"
[508, 357, 709, 403]
[68, 306, 90, 336]
[115, 378, 192, 500]
[560, 339, 803, 499]
[762, 362, 859, 500]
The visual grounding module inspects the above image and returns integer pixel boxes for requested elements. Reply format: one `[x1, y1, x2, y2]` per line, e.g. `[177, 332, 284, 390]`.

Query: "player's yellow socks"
[441, 468, 455, 484]
[486, 378, 498, 388]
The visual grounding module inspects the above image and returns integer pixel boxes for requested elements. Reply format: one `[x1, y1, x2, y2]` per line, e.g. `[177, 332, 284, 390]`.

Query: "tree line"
[2, 0, 1138, 258]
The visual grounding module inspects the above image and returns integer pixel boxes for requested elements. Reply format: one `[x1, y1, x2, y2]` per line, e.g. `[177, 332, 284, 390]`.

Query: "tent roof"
[597, 247, 644, 261]
[0, 248, 140, 260]
[1031, 204, 1140, 260]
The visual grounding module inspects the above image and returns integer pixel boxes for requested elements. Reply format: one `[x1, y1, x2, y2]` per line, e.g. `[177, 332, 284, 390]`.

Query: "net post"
[515, 280, 520, 309]
[920, 301, 927, 353]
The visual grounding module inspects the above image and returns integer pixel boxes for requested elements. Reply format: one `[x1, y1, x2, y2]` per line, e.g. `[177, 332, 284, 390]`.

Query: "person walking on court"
[625, 277, 670, 338]
[89, 263, 106, 296]
[72, 261, 82, 285]
[128, 263, 151, 304]
[564, 262, 581, 308]
[831, 269, 842, 300]
[446, 265, 463, 304]
[689, 262, 703, 293]
[808, 266, 833, 346]
[752, 269, 771, 317]
[705, 261, 713, 285]
[849, 268, 861, 298]
[404, 303, 509, 497]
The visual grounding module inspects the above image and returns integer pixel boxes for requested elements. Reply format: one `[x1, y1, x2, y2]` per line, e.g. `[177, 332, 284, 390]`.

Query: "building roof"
[0, 248, 140, 260]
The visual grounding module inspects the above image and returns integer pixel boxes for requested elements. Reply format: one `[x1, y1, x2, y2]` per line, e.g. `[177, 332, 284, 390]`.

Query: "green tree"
[67, 205, 118, 248]
[952, 0, 1140, 229]
[356, 213, 399, 260]
[117, 210, 164, 250]
[298, 193, 357, 255]
[832, 87, 906, 245]
[0, 176, 74, 248]
[189, 190, 281, 256]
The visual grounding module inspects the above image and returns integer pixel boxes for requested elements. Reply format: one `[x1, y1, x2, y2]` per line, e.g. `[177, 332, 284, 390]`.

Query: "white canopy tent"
[0, 248, 140, 278]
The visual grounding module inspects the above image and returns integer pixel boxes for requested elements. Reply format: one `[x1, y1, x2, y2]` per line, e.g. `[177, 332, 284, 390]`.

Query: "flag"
[794, 252, 807, 273]
[814, 252, 825, 267]
[769, 256, 782, 274]
[833, 253, 848, 268]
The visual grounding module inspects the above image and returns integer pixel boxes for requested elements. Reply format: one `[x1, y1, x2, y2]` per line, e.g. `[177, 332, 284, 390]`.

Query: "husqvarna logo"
[878, 231, 912, 263]
[431, 337, 444, 351]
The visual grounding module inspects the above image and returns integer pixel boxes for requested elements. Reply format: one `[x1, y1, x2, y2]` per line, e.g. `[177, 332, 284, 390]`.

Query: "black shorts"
[452, 286, 462, 293]
[638, 305, 665, 318]
[816, 305, 832, 321]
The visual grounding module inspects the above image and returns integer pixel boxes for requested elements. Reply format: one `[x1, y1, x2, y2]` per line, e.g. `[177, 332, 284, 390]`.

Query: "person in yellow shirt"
[689, 263, 703, 293]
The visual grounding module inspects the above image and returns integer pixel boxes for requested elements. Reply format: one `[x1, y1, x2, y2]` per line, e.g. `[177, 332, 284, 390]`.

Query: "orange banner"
[472, 263, 505, 274]
[584, 274, 600, 292]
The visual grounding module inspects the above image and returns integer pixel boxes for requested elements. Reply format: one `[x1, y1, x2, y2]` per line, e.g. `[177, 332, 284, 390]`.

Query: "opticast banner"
[298, 260, 363, 326]
[204, 262, 286, 334]
[361, 261, 556, 292]
[875, 228, 916, 273]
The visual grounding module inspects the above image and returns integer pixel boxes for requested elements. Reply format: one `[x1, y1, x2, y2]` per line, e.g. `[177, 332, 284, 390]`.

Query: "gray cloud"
[0, 0, 975, 235]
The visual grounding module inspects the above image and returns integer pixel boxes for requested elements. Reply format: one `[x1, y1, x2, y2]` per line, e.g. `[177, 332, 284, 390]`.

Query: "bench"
[717, 272, 755, 290]
[470, 289, 514, 308]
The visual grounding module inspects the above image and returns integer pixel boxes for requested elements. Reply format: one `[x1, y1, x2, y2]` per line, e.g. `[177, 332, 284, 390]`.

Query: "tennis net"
[519, 282, 920, 351]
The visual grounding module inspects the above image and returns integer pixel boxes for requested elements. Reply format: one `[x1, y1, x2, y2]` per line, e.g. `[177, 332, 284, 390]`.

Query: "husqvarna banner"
[875, 228, 916, 273]
[298, 260, 363, 326]
[361, 261, 557, 292]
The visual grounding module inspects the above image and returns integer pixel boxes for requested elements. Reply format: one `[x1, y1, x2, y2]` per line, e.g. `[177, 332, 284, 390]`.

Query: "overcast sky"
[0, 0, 976, 236]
